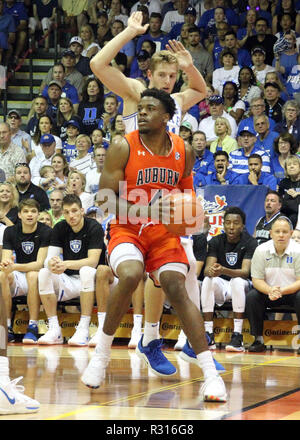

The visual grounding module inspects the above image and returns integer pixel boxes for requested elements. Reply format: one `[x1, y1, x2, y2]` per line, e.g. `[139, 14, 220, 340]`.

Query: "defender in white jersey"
[90, 11, 207, 360]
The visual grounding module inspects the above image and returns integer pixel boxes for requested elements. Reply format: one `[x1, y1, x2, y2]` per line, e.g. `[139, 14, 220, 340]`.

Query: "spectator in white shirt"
[29, 133, 57, 185]
[6, 110, 31, 158]
[161, 0, 189, 34]
[85, 146, 107, 195]
[212, 48, 240, 95]
[69, 134, 95, 175]
[66, 170, 95, 213]
[131, 0, 161, 15]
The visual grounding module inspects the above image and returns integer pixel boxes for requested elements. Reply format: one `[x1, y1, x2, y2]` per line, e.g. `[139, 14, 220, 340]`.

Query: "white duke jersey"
[122, 96, 182, 135]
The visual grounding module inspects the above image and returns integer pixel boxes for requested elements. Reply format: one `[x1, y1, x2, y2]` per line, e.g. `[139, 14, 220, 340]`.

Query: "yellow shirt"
[210, 135, 238, 155]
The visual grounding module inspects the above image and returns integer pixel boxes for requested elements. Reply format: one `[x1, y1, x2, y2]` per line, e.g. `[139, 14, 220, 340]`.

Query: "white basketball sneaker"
[88, 328, 102, 347]
[0, 377, 40, 414]
[199, 375, 227, 402]
[174, 330, 186, 351]
[68, 326, 89, 346]
[81, 352, 110, 389]
[38, 327, 63, 345]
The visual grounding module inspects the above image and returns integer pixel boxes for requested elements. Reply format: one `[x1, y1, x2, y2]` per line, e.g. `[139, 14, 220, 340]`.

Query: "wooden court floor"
[3, 341, 300, 421]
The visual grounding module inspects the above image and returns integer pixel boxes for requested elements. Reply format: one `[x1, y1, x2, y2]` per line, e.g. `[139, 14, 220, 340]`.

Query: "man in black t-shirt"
[0, 199, 51, 344]
[254, 190, 282, 245]
[244, 18, 277, 66]
[201, 207, 258, 352]
[15, 163, 50, 211]
[37, 194, 104, 347]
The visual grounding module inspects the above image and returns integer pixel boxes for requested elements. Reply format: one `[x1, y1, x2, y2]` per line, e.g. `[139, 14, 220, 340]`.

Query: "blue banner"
[197, 185, 269, 236]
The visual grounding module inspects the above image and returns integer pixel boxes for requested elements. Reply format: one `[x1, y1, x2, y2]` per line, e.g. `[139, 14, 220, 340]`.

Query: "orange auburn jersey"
[120, 129, 187, 207]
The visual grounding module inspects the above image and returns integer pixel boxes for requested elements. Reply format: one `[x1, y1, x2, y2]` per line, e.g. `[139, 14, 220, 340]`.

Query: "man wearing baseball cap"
[6, 110, 31, 157]
[229, 126, 271, 175]
[69, 36, 92, 77]
[131, 50, 151, 82]
[168, 6, 197, 40]
[244, 17, 277, 65]
[263, 82, 284, 123]
[29, 134, 57, 185]
[251, 46, 274, 85]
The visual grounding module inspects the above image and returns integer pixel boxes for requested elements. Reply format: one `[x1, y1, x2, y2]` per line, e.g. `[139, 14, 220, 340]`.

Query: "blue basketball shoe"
[136, 336, 177, 376]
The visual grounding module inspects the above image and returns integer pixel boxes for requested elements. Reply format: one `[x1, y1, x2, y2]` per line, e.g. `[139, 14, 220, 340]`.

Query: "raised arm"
[90, 11, 148, 102]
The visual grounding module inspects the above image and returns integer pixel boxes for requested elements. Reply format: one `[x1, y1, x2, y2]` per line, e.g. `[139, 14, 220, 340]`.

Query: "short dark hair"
[255, 17, 268, 26]
[53, 62, 65, 72]
[188, 26, 200, 34]
[248, 153, 262, 163]
[224, 206, 246, 224]
[273, 132, 298, 155]
[18, 198, 40, 213]
[62, 194, 82, 208]
[224, 30, 237, 39]
[140, 88, 176, 120]
[150, 12, 162, 21]
[214, 150, 229, 160]
[265, 190, 283, 205]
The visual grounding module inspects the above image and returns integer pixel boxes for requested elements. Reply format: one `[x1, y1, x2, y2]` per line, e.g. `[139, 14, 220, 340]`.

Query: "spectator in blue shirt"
[0, 0, 15, 65]
[204, 150, 244, 186]
[168, 6, 197, 40]
[239, 153, 277, 190]
[270, 131, 298, 184]
[192, 130, 214, 188]
[4, 0, 27, 64]
[274, 100, 300, 144]
[198, 0, 240, 32]
[238, 96, 276, 136]
[135, 12, 168, 53]
[222, 30, 252, 69]
[253, 114, 279, 158]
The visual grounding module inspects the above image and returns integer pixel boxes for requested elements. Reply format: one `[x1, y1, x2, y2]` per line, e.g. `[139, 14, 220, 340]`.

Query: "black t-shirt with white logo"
[50, 217, 104, 275]
[207, 230, 258, 281]
[3, 221, 52, 263]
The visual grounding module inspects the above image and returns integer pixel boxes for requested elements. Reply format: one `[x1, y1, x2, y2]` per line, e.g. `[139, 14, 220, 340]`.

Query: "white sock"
[97, 312, 106, 330]
[256, 335, 264, 343]
[196, 350, 218, 379]
[7, 318, 11, 328]
[95, 330, 114, 357]
[29, 320, 38, 327]
[78, 315, 91, 330]
[133, 314, 143, 332]
[0, 356, 10, 384]
[48, 315, 60, 330]
[204, 321, 213, 334]
[143, 321, 160, 346]
[233, 319, 243, 334]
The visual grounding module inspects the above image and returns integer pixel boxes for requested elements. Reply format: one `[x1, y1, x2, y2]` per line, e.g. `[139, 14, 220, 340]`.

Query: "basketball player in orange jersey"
[90, 11, 207, 353]
[81, 89, 227, 402]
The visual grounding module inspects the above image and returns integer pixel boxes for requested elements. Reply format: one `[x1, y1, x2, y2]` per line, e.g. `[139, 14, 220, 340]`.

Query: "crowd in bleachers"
[0, 0, 300, 342]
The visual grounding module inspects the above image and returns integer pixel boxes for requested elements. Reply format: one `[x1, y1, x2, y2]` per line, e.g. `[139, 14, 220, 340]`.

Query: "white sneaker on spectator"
[68, 326, 89, 346]
[199, 375, 227, 402]
[174, 330, 186, 351]
[0, 377, 40, 414]
[38, 327, 63, 345]
[128, 328, 142, 349]
[81, 352, 109, 389]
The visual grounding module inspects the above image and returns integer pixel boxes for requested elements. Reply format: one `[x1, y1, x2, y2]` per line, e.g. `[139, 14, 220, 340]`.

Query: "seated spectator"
[230, 126, 271, 174]
[85, 146, 106, 195]
[29, 133, 58, 186]
[40, 49, 84, 97]
[239, 153, 277, 190]
[38, 210, 53, 228]
[273, 31, 299, 83]
[0, 198, 51, 343]
[39, 164, 56, 196]
[274, 100, 300, 144]
[187, 26, 214, 84]
[107, 0, 128, 27]
[15, 163, 50, 211]
[69, 134, 95, 175]
[68, 36, 92, 77]
[95, 11, 112, 47]
[246, 216, 300, 352]
[181, 108, 199, 132]
[65, 170, 95, 213]
[6, 109, 31, 157]
[91, 128, 108, 150]
[48, 188, 64, 226]
[244, 17, 277, 66]
[51, 153, 69, 190]
[4, 0, 27, 65]
[78, 78, 104, 136]
[223, 30, 252, 68]
[130, 49, 151, 84]
[41, 64, 80, 112]
[237, 67, 262, 112]
[98, 94, 120, 139]
[236, 7, 257, 44]
[222, 81, 245, 124]
[278, 154, 300, 227]
[135, 12, 168, 53]
[31, 115, 62, 160]
[254, 190, 283, 245]
[44, 80, 62, 122]
[110, 19, 135, 68]
[26, 95, 49, 137]
[80, 24, 100, 59]
[201, 206, 258, 352]
[203, 6, 229, 46]
[192, 130, 214, 183]
[251, 46, 274, 86]
[210, 116, 238, 155]
[130, 39, 156, 80]
[270, 132, 298, 184]
[37, 193, 103, 346]
[212, 48, 240, 95]
[240, 1, 272, 29]
[265, 70, 289, 102]
[0, 0, 16, 66]
[292, 228, 300, 243]
[198, 95, 237, 143]
[61, 0, 88, 38]
[0, 181, 18, 225]
[131, 0, 161, 16]
[238, 96, 276, 135]
[253, 114, 279, 157]
[109, 114, 125, 141]
[264, 82, 285, 123]
[208, 21, 230, 69]
[62, 120, 80, 163]
[203, 151, 244, 186]
[28, 0, 57, 51]
[272, 1, 298, 36]
[198, 0, 240, 33]
[179, 120, 193, 143]
[161, 0, 186, 34]
[56, 97, 82, 141]
[0, 122, 26, 180]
